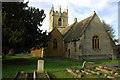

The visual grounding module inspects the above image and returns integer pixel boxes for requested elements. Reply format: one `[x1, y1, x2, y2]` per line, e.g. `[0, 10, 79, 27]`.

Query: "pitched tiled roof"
[55, 12, 96, 42]
[57, 24, 73, 35]
[57, 27, 66, 35]
[63, 12, 96, 42]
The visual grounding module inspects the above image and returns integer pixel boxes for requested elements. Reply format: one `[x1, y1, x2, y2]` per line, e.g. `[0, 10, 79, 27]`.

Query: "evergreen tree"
[102, 20, 118, 43]
[2, 2, 47, 55]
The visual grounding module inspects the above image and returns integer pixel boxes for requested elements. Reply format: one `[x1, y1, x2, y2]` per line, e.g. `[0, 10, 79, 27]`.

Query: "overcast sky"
[25, 0, 119, 39]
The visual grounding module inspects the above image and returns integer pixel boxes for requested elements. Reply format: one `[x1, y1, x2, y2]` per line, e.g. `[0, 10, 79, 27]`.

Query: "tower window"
[92, 36, 99, 49]
[58, 18, 62, 26]
[53, 39, 57, 49]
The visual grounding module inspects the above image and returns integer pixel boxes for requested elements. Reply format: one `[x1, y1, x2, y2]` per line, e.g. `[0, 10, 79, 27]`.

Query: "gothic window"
[53, 39, 57, 49]
[92, 36, 99, 49]
[58, 18, 62, 26]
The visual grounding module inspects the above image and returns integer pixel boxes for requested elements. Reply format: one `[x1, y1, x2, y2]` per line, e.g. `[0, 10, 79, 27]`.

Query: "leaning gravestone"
[82, 61, 86, 68]
[82, 61, 95, 69]
[37, 60, 44, 73]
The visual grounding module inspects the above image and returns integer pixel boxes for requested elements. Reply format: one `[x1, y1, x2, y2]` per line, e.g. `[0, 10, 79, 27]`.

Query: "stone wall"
[46, 28, 63, 57]
[82, 14, 114, 59]
[65, 14, 115, 59]
[116, 45, 120, 58]
[31, 48, 44, 57]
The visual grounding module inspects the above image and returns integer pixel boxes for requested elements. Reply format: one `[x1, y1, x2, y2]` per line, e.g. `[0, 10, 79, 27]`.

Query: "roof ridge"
[79, 12, 96, 37]
[64, 11, 96, 42]
[63, 15, 93, 38]
[63, 22, 77, 37]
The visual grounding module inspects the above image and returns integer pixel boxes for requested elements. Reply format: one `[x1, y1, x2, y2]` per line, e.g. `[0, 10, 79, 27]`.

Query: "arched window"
[92, 36, 99, 49]
[53, 39, 57, 49]
[58, 18, 62, 26]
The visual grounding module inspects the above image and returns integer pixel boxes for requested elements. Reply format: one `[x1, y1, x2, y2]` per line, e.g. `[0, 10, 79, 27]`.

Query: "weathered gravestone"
[82, 61, 86, 68]
[37, 60, 44, 72]
[82, 61, 95, 69]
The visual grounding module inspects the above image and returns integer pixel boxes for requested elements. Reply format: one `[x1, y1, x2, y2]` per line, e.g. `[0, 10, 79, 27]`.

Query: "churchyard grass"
[2, 55, 120, 78]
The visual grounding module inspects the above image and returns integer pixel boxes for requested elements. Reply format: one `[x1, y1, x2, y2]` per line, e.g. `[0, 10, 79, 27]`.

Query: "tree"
[102, 20, 118, 43]
[2, 2, 47, 55]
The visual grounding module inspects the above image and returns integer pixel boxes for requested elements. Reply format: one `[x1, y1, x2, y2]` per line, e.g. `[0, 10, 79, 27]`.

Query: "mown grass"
[2, 55, 120, 79]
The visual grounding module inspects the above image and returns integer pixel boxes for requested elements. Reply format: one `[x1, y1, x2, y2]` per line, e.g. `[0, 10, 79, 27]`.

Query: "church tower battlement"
[48, 5, 68, 32]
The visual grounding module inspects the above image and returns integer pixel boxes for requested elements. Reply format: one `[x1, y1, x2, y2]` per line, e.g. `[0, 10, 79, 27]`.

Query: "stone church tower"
[48, 5, 68, 32]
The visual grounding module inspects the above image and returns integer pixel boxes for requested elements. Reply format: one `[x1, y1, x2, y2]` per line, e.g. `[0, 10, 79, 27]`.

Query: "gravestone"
[82, 61, 86, 68]
[33, 71, 36, 80]
[37, 60, 44, 72]
[82, 61, 95, 69]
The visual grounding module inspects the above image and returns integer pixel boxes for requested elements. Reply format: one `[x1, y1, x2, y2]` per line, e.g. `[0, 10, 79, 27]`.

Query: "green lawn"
[2, 55, 120, 79]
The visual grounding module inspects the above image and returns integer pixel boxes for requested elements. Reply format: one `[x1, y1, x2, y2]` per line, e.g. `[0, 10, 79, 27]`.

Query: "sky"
[118, 1, 120, 43]
[25, 0, 119, 39]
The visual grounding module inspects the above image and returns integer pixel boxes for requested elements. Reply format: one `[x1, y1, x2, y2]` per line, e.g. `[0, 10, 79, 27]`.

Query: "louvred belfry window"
[58, 18, 62, 26]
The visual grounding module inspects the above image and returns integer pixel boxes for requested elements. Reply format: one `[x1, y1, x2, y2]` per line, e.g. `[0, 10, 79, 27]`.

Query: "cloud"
[27, 0, 119, 38]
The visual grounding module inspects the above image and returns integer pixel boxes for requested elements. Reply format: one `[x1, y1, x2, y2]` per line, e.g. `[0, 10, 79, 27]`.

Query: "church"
[46, 6, 116, 60]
